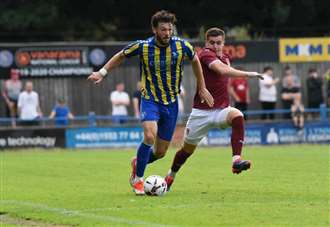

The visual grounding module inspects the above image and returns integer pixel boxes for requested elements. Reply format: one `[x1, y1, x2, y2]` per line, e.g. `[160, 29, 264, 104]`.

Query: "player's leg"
[148, 136, 170, 163]
[130, 98, 159, 195]
[222, 107, 251, 174]
[165, 109, 211, 191]
[164, 142, 197, 191]
[147, 101, 179, 163]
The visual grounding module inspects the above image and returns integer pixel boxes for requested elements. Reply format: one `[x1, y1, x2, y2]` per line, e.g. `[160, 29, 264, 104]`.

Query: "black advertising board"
[0, 40, 278, 78]
[0, 128, 65, 149]
[193, 40, 278, 63]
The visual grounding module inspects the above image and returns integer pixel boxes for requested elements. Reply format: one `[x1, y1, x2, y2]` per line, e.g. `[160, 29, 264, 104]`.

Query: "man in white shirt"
[259, 67, 279, 120]
[110, 83, 130, 124]
[17, 81, 42, 126]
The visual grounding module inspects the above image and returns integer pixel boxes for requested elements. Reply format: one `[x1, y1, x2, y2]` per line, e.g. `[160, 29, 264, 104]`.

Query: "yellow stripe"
[166, 46, 175, 102]
[140, 59, 149, 99]
[175, 41, 183, 94]
[124, 42, 139, 56]
[154, 47, 168, 104]
[143, 44, 158, 101]
[184, 41, 195, 57]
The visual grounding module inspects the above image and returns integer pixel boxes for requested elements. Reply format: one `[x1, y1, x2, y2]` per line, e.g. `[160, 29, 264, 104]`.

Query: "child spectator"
[49, 97, 74, 126]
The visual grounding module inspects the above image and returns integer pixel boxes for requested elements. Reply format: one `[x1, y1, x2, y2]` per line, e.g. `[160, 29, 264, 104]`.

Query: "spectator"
[49, 97, 74, 126]
[1, 69, 22, 127]
[323, 69, 330, 107]
[291, 93, 304, 130]
[110, 83, 130, 124]
[17, 81, 42, 126]
[228, 68, 250, 119]
[281, 71, 300, 119]
[306, 68, 324, 119]
[258, 66, 279, 120]
[282, 65, 301, 88]
[132, 81, 142, 118]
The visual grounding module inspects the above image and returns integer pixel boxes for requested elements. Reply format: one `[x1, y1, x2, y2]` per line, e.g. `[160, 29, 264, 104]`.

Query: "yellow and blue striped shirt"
[122, 36, 195, 105]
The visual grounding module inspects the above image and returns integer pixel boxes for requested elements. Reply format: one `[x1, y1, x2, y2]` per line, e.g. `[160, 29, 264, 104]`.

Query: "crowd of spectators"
[1, 66, 329, 128]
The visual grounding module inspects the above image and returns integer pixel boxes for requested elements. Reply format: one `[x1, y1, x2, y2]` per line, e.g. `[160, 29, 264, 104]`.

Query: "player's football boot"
[129, 157, 137, 187]
[132, 179, 145, 195]
[164, 175, 174, 191]
[232, 159, 251, 174]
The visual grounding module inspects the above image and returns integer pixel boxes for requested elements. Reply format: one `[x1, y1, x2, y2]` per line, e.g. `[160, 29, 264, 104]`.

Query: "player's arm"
[209, 60, 264, 80]
[88, 41, 141, 84]
[191, 55, 214, 107]
[87, 51, 126, 84]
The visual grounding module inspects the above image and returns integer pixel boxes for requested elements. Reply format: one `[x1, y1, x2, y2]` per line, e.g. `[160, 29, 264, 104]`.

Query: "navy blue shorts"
[140, 98, 178, 141]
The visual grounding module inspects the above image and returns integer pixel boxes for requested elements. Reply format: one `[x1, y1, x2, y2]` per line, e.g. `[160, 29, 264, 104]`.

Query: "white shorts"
[184, 106, 237, 145]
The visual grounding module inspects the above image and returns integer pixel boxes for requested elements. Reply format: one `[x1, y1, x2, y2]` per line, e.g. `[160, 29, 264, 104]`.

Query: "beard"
[156, 34, 170, 46]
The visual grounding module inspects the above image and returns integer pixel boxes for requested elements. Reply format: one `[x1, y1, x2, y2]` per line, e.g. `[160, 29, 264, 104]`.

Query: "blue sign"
[0, 50, 14, 68]
[206, 122, 330, 146]
[66, 127, 143, 148]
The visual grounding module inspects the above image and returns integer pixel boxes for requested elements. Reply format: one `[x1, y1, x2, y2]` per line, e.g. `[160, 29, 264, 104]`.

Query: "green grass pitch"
[1, 145, 329, 226]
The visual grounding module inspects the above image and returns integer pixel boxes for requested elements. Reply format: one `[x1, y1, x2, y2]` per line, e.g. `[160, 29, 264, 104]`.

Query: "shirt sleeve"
[110, 92, 115, 102]
[122, 41, 142, 58]
[133, 91, 140, 99]
[182, 40, 195, 60]
[36, 93, 39, 106]
[17, 93, 22, 108]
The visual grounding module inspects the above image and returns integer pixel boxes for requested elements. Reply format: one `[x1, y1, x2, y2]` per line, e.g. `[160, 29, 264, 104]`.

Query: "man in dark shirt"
[132, 81, 142, 118]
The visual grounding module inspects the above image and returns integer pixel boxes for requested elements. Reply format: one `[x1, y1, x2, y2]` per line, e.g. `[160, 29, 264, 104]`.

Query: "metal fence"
[0, 106, 328, 130]
[1, 61, 329, 119]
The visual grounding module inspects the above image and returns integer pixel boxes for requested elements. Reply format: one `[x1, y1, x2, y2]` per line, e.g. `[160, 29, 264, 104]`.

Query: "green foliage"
[0, 0, 329, 41]
[1, 145, 329, 226]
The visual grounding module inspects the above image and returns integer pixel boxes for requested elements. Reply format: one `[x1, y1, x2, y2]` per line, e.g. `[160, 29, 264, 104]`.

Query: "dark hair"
[151, 10, 177, 28]
[284, 65, 291, 71]
[263, 66, 273, 73]
[308, 68, 317, 74]
[205, 27, 225, 40]
[57, 97, 65, 103]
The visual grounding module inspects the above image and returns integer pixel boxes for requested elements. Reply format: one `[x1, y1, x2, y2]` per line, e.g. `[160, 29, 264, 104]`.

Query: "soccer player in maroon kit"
[165, 27, 264, 191]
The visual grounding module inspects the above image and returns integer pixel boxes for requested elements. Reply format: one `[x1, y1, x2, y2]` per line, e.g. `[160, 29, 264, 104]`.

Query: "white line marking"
[0, 200, 173, 227]
[79, 204, 192, 212]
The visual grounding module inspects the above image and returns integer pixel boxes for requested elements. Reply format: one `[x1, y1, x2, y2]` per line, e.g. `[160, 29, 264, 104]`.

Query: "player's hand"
[247, 72, 264, 80]
[199, 87, 214, 107]
[87, 72, 104, 84]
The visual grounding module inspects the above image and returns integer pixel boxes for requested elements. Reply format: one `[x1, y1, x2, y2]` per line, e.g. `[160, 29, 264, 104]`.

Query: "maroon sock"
[171, 149, 192, 173]
[231, 116, 245, 156]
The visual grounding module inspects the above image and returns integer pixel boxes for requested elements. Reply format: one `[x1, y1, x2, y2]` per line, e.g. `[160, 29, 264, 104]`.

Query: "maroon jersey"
[193, 48, 230, 109]
[229, 77, 249, 103]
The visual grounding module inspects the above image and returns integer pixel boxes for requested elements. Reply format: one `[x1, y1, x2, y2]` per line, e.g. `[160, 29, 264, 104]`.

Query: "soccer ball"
[144, 175, 167, 196]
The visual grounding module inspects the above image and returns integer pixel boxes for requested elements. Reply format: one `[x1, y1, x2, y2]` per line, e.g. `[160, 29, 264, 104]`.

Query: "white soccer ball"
[144, 175, 167, 196]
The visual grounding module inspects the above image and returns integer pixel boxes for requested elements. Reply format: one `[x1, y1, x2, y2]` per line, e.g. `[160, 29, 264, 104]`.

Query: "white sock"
[168, 169, 176, 178]
[134, 176, 143, 182]
[232, 155, 241, 163]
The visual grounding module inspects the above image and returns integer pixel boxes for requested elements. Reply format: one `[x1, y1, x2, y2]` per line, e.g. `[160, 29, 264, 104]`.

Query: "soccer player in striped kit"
[88, 10, 214, 195]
